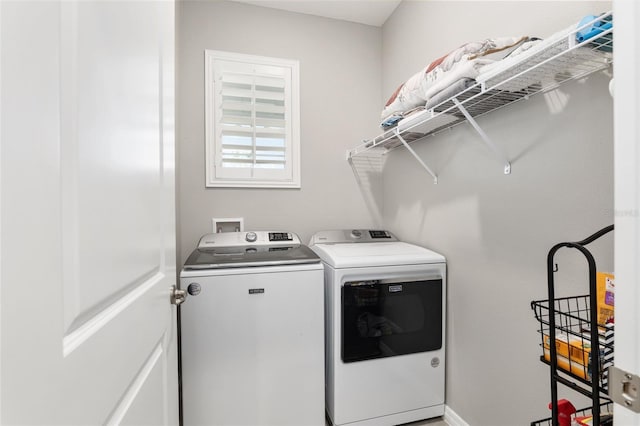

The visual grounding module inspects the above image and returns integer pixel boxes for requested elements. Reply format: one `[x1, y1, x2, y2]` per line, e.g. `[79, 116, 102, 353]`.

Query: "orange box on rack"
[543, 334, 570, 359]
[543, 334, 591, 366]
[543, 347, 588, 379]
[568, 339, 591, 366]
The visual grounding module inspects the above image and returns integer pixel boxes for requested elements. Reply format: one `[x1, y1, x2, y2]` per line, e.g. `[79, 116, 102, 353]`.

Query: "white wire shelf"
[348, 12, 613, 182]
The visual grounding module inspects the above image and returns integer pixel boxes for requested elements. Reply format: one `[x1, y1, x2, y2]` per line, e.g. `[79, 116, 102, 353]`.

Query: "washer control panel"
[198, 231, 299, 249]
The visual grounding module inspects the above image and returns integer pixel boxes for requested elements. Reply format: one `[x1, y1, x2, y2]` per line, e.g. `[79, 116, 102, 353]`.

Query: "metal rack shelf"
[530, 224, 615, 426]
[348, 12, 613, 183]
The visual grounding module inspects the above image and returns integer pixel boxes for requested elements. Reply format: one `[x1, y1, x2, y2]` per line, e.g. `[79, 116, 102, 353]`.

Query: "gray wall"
[176, 0, 381, 263]
[380, 1, 613, 425]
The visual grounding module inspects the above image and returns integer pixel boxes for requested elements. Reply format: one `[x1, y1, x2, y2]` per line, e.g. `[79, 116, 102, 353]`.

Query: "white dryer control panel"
[308, 229, 397, 245]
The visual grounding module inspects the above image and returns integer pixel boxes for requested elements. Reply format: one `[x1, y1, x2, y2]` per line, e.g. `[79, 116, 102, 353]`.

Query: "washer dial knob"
[245, 232, 257, 243]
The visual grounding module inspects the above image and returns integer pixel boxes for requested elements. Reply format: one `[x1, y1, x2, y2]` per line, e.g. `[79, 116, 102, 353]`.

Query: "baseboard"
[444, 405, 470, 426]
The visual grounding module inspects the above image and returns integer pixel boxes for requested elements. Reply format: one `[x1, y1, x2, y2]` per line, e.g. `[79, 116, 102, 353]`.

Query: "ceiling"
[229, 0, 402, 27]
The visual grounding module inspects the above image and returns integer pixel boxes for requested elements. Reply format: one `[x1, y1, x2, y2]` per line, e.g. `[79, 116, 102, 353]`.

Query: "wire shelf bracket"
[396, 130, 438, 184]
[452, 98, 512, 175]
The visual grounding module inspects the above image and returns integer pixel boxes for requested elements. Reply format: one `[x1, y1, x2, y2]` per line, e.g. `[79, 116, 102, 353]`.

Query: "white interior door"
[613, 0, 640, 424]
[0, 1, 178, 424]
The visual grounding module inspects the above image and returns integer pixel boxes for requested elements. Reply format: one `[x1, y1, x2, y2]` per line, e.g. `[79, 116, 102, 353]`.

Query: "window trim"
[205, 50, 301, 188]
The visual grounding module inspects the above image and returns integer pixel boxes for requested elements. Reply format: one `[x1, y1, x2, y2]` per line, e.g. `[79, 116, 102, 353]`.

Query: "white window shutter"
[205, 51, 300, 188]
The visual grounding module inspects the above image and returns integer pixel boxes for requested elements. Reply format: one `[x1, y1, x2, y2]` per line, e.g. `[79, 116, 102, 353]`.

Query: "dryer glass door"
[341, 278, 442, 363]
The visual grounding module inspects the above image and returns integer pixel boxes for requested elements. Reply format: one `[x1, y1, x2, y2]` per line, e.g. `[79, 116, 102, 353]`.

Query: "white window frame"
[205, 50, 301, 188]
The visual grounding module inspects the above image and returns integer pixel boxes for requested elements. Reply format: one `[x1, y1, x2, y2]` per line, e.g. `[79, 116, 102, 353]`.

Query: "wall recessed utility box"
[212, 217, 244, 233]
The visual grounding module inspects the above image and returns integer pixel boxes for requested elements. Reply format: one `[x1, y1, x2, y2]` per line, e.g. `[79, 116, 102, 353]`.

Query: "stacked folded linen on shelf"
[362, 11, 614, 157]
[424, 78, 476, 110]
[380, 36, 530, 129]
[476, 13, 612, 92]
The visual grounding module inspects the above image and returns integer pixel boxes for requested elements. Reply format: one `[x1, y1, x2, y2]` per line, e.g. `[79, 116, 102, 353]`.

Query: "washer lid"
[183, 245, 320, 270]
[183, 231, 320, 270]
[310, 241, 445, 268]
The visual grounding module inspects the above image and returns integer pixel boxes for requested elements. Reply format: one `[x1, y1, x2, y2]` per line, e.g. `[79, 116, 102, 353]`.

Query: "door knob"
[170, 285, 187, 306]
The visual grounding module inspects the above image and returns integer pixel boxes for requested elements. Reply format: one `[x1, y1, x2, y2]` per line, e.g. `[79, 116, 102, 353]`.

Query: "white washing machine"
[309, 230, 446, 426]
[180, 231, 325, 426]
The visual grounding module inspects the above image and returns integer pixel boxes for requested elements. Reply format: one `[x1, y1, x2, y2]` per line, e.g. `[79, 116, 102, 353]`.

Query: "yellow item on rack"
[543, 348, 588, 379]
[596, 272, 615, 326]
[543, 334, 591, 366]
[575, 413, 613, 425]
[576, 415, 594, 425]
[569, 340, 591, 366]
[543, 334, 570, 359]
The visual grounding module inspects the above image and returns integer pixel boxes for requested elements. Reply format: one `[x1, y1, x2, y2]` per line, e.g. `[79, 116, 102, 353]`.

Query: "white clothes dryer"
[180, 231, 325, 426]
[309, 230, 446, 426]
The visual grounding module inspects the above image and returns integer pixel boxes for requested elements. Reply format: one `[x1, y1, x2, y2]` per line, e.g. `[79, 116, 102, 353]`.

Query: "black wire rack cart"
[531, 225, 614, 426]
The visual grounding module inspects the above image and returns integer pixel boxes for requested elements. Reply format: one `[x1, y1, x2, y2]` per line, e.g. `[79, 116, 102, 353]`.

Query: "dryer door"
[341, 278, 442, 362]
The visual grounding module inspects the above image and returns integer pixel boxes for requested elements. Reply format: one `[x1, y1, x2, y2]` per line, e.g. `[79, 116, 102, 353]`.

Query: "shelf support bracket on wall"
[395, 129, 438, 184]
[453, 98, 512, 175]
